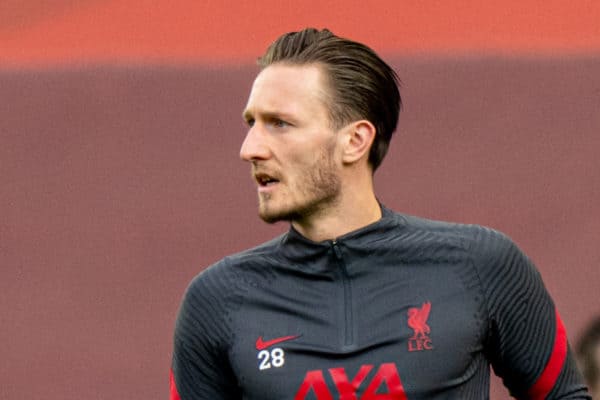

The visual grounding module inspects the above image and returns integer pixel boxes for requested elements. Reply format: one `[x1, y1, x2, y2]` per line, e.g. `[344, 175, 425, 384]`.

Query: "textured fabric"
[171, 206, 589, 399]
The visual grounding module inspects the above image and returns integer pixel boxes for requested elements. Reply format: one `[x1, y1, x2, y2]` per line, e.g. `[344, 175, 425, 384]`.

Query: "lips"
[254, 172, 280, 187]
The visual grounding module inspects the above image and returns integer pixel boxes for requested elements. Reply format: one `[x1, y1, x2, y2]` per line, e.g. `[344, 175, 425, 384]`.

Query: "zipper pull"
[331, 240, 343, 260]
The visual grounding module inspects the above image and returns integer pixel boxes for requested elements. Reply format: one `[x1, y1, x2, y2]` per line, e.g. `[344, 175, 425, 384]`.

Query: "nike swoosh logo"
[255, 335, 300, 350]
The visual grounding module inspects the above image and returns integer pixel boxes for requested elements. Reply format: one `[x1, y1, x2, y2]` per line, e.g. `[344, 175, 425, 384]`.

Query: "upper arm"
[171, 268, 242, 400]
[476, 230, 589, 399]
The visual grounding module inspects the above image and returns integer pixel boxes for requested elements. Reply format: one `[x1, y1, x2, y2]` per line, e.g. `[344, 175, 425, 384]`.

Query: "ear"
[341, 120, 376, 165]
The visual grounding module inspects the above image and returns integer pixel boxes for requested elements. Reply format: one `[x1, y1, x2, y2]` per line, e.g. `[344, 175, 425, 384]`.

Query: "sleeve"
[170, 262, 243, 400]
[475, 228, 590, 399]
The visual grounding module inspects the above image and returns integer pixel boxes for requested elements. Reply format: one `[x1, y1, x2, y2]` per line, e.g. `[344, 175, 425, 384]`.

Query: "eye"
[245, 118, 255, 127]
[272, 118, 289, 128]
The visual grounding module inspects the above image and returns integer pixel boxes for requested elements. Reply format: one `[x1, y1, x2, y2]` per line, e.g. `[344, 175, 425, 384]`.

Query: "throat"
[291, 197, 382, 242]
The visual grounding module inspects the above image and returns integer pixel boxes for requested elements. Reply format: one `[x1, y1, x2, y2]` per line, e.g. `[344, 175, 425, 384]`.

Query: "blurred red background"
[1, 1, 599, 399]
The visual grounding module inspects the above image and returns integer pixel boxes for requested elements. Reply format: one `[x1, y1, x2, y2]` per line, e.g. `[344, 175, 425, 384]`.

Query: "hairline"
[260, 60, 359, 132]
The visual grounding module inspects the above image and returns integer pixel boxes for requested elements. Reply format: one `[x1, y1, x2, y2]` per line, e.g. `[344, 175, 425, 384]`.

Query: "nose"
[240, 124, 270, 162]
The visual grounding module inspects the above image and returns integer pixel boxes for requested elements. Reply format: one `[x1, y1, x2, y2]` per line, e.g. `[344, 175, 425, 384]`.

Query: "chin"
[258, 209, 294, 224]
[258, 202, 302, 224]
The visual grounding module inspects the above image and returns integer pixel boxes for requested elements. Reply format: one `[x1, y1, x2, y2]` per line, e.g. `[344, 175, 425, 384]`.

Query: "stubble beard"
[258, 145, 341, 225]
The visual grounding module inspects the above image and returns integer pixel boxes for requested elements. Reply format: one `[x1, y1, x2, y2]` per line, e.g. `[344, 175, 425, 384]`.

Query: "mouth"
[254, 172, 280, 189]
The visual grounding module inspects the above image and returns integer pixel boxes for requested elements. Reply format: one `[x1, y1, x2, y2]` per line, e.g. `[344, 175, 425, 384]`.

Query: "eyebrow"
[242, 110, 295, 123]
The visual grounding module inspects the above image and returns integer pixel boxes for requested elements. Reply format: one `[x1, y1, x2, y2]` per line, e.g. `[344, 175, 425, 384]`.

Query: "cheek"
[280, 134, 339, 173]
[285, 151, 319, 171]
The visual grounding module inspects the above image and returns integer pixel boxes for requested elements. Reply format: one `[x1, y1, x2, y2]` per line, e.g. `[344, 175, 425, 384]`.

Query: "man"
[576, 316, 600, 397]
[170, 28, 590, 399]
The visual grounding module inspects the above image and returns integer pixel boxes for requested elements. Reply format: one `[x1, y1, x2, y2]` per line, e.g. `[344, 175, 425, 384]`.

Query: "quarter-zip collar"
[277, 204, 402, 263]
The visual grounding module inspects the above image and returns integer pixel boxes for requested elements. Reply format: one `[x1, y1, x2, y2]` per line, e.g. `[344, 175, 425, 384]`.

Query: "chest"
[228, 259, 488, 399]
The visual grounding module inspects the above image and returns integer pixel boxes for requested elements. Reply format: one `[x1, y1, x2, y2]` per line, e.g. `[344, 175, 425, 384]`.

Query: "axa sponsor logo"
[294, 363, 408, 400]
[407, 301, 433, 352]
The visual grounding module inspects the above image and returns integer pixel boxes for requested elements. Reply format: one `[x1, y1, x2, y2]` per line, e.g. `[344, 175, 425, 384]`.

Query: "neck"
[291, 176, 381, 242]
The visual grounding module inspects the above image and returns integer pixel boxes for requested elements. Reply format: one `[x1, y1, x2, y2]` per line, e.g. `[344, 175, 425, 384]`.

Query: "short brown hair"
[258, 28, 401, 171]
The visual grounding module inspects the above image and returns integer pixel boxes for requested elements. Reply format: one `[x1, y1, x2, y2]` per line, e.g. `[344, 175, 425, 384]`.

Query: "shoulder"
[399, 212, 501, 239]
[394, 211, 517, 259]
[175, 234, 287, 344]
[398, 214, 545, 309]
[185, 233, 287, 302]
[386, 211, 539, 286]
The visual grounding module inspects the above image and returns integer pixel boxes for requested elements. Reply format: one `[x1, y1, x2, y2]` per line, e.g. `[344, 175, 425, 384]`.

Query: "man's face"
[240, 64, 343, 224]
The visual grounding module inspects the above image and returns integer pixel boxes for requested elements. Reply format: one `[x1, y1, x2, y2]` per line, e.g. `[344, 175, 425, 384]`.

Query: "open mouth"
[255, 173, 280, 187]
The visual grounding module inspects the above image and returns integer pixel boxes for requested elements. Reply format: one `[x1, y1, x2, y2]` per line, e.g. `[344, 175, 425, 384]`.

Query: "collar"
[277, 205, 403, 262]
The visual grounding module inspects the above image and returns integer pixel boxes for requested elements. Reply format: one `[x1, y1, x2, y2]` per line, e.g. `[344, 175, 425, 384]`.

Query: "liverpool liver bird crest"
[407, 302, 431, 339]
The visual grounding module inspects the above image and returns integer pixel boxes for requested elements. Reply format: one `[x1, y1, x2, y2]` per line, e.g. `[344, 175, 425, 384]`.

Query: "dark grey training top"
[171, 206, 589, 399]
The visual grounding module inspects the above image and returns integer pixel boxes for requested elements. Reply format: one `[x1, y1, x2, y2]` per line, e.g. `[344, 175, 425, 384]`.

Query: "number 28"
[258, 348, 285, 370]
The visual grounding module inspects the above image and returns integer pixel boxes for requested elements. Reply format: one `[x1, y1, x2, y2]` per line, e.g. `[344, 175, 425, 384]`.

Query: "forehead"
[243, 63, 330, 119]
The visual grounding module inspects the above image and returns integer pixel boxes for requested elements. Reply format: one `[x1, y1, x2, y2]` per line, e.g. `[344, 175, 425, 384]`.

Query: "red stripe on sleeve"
[527, 309, 568, 399]
[170, 369, 181, 400]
